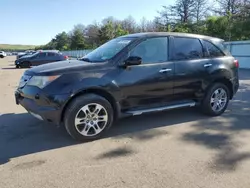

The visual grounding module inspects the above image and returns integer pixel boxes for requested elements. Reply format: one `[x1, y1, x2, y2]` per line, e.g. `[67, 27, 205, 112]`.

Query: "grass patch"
[0, 44, 36, 51]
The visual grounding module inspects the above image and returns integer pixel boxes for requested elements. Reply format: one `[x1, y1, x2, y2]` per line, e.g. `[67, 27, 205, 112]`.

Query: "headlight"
[27, 75, 60, 89]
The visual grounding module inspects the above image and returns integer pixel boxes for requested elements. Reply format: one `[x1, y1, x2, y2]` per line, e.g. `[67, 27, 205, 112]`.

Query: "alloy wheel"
[210, 88, 228, 112]
[74, 103, 108, 136]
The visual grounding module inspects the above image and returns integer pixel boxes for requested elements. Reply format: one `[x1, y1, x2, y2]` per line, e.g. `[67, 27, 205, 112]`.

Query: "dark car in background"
[17, 50, 37, 59]
[15, 50, 69, 68]
[15, 32, 239, 141]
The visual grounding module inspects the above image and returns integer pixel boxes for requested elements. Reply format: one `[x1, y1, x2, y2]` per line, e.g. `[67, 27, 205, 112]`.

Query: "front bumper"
[15, 88, 70, 125]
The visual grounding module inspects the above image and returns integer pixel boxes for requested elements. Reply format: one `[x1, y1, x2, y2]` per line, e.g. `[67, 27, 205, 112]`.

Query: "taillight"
[64, 55, 68, 59]
[234, 59, 239, 68]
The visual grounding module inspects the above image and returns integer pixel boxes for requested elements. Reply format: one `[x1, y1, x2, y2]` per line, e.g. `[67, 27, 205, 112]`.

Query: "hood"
[25, 60, 109, 76]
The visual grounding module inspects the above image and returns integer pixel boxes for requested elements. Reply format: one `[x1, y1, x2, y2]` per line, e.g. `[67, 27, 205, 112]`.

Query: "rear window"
[204, 40, 225, 57]
[173, 37, 203, 60]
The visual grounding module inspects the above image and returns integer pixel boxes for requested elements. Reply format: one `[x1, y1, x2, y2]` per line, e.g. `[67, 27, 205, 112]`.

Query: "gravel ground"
[0, 56, 250, 188]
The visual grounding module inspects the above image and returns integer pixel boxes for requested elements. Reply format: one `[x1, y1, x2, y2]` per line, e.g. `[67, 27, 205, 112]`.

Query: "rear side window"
[173, 37, 203, 60]
[48, 52, 56, 57]
[204, 41, 225, 57]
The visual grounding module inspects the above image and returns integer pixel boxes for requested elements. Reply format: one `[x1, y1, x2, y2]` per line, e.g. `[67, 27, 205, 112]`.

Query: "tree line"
[36, 0, 250, 51]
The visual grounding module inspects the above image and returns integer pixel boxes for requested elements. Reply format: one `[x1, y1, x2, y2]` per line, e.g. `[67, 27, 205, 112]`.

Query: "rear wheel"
[201, 83, 230, 116]
[64, 94, 114, 141]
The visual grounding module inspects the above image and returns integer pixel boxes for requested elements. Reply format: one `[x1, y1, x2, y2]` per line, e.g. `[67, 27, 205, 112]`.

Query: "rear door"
[47, 52, 62, 63]
[173, 37, 211, 100]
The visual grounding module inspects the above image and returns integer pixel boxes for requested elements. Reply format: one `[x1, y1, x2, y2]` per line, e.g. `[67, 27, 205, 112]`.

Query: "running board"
[126, 102, 196, 116]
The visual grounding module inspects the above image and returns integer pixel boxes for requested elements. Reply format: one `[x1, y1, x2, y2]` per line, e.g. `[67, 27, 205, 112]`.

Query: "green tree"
[70, 25, 86, 50]
[205, 16, 229, 39]
[114, 24, 129, 37]
[98, 21, 115, 44]
[55, 32, 70, 50]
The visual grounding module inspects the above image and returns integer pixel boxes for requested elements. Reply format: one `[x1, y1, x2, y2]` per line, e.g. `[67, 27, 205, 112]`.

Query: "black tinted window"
[130, 37, 168, 64]
[48, 52, 56, 57]
[37, 52, 47, 58]
[204, 41, 224, 57]
[174, 37, 203, 60]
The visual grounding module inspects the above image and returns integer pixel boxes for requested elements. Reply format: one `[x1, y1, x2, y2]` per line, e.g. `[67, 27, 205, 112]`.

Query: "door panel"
[31, 53, 47, 66]
[174, 59, 212, 100]
[47, 52, 60, 63]
[115, 62, 174, 109]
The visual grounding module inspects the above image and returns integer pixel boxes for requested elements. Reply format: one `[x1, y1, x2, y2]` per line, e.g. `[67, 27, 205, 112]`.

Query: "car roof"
[120, 32, 223, 42]
[38, 50, 60, 54]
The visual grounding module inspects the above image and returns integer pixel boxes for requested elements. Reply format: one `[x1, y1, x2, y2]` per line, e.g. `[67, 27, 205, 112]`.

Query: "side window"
[174, 37, 203, 60]
[37, 52, 47, 58]
[129, 37, 168, 64]
[48, 52, 55, 57]
[204, 41, 225, 57]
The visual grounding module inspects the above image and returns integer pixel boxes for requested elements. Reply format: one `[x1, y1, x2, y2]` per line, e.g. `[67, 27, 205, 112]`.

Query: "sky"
[0, 0, 173, 45]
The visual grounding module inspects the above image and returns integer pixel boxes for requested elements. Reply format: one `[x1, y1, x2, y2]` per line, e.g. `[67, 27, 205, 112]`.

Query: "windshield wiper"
[80, 57, 92, 62]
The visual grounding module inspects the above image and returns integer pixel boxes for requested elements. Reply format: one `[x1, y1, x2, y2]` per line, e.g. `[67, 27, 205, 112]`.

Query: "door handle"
[159, 68, 172, 73]
[204, 63, 212, 68]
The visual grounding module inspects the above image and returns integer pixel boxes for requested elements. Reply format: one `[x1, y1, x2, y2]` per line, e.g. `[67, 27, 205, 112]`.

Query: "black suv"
[15, 50, 68, 68]
[15, 32, 239, 141]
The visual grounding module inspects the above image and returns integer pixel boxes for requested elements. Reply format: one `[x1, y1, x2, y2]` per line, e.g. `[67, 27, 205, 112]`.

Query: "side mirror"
[124, 56, 142, 66]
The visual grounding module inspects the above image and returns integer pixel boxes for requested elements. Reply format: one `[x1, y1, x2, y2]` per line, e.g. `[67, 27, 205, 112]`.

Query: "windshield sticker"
[118, 40, 131, 44]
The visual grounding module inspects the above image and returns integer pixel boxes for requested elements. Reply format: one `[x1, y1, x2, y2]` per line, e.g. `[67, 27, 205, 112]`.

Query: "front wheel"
[64, 94, 114, 141]
[201, 83, 230, 116]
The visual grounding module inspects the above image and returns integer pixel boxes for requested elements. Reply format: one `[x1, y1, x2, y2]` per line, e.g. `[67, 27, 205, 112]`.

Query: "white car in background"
[0, 51, 7, 58]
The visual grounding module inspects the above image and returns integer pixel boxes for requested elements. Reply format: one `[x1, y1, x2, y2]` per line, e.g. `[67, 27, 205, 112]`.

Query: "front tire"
[64, 94, 114, 141]
[201, 83, 230, 116]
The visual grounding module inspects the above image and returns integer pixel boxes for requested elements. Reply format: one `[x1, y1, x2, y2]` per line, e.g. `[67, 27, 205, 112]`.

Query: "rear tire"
[16, 65, 20, 68]
[64, 94, 114, 142]
[201, 83, 230, 116]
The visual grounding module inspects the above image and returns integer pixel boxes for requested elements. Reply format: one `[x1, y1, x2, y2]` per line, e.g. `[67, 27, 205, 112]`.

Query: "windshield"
[81, 37, 133, 62]
[30, 52, 39, 57]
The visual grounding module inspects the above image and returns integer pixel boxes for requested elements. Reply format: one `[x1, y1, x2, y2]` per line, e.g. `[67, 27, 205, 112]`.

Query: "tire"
[16, 65, 20, 68]
[64, 94, 114, 141]
[0, 55, 3, 58]
[201, 83, 230, 116]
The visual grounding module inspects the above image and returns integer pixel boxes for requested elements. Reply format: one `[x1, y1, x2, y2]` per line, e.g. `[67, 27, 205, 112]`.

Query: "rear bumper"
[15, 89, 69, 125]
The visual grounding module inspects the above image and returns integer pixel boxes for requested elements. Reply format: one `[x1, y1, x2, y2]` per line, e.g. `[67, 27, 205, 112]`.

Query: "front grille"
[19, 75, 32, 88]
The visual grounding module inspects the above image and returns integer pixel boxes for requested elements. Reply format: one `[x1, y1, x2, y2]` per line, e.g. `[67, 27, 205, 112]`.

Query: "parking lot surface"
[0, 56, 250, 188]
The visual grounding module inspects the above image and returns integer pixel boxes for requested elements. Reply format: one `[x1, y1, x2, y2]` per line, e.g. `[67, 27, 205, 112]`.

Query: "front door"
[114, 37, 174, 109]
[31, 52, 48, 66]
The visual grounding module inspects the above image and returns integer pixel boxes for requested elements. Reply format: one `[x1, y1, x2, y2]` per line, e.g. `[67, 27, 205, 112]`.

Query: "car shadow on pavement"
[1, 67, 18, 70]
[180, 73, 250, 172]
[0, 108, 207, 165]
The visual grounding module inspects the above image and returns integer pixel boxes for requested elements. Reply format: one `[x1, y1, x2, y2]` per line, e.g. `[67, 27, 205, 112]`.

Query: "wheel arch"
[210, 77, 233, 99]
[60, 88, 120, 123]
